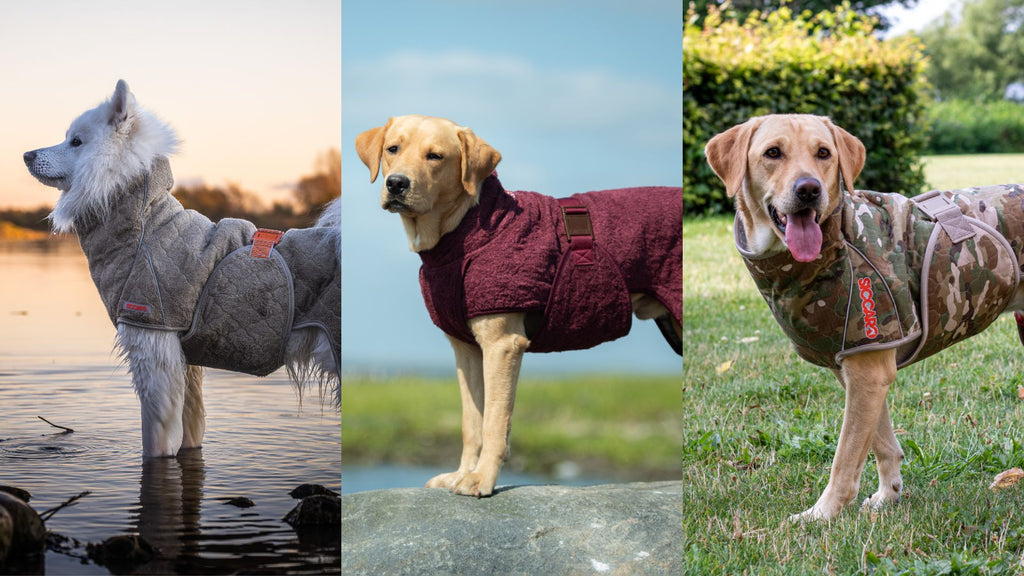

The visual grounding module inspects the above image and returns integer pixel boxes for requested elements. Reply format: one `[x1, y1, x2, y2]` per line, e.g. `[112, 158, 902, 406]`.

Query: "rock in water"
[284, 494, 341, 527]
[342, 481, 683, 575]
[0, 491, 46, 564]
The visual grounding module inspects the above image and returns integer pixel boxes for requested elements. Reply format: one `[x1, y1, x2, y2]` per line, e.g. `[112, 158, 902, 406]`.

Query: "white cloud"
[344, 50, 679, 145]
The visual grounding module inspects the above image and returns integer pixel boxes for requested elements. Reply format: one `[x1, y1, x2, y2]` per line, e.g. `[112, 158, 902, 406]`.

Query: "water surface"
[0, 240, 340, 574]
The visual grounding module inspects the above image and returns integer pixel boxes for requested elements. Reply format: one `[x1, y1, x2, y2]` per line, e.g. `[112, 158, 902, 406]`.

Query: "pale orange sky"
[0, 0, 340, 209]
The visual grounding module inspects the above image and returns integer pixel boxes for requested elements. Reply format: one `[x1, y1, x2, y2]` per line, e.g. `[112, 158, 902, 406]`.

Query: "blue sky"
[341, 0, 683, 374]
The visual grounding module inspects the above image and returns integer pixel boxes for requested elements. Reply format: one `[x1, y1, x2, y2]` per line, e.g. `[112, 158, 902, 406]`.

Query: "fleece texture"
[737, 185, 1024, 369]
[418, 175, 682, 353]
[75, 157, 340, 375]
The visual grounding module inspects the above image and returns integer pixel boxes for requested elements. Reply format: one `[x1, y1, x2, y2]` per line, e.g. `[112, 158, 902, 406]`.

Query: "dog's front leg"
[862, 401, 904, 510]
[426, 336, 485, 490]
[118, 324, 188, 458]
[792, 349, 896, 521]
[452, 314, 528, 497]
[181, 365, 205, 449]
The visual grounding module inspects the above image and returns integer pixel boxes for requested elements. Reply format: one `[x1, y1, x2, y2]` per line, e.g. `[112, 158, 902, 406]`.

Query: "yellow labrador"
[706, 114, 1024, 520]
[357, 115, 682, 496]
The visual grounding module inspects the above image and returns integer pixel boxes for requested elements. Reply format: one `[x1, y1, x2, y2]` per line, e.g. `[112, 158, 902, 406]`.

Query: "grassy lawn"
[683, 156, 1024, 573]
[342, 374, 682, 481]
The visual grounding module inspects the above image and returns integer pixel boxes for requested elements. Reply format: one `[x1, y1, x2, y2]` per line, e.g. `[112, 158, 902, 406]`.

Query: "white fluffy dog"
[24, 80, 340, 458]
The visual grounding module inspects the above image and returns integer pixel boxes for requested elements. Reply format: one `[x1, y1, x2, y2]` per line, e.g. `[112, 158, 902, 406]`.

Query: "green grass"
[683, 156, 1024, 573]
[342, 374, 681, 481]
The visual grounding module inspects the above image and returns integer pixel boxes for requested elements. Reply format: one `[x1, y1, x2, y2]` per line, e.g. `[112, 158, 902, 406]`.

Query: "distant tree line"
[174, 148, 340, 230]
[4, 148, 340, 233]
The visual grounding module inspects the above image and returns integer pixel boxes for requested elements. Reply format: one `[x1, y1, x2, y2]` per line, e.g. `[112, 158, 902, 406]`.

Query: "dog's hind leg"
[791, 348, 896, 521]
[426, 336, 485, 491]
[181, 365, 205, 449]
[862, 401, 904, 510]
[118, 324, 187, 458]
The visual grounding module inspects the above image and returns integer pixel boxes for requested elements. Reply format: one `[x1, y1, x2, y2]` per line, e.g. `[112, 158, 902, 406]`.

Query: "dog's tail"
[315, 197, 341, 257]
[316, 197, 341, 228]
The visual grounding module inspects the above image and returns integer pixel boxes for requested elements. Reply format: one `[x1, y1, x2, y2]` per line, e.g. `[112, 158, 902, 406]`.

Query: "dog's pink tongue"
[785, 211, 822, 262]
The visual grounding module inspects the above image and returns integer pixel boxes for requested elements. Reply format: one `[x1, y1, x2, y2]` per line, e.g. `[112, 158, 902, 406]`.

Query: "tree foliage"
[684, 4, 929, 214]
[917, 0, 1024, 101]
[687, 0, 919, 30]
[172, 148, 341, 230]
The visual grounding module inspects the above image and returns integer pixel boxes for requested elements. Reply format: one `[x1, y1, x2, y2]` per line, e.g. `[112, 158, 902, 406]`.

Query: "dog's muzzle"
[383, 174, 411, 212]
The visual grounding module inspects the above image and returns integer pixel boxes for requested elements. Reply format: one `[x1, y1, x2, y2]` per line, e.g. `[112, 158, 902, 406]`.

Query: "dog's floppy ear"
[822, 118, 866, 193]
[355, 119, 393, 183]
[704, 117, 763, 198]
[110, 79, 137, 136]
[458, 128, 501, 197]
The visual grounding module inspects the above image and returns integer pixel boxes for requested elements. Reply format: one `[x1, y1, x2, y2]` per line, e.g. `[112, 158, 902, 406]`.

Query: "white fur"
[25, 80, 339, 457]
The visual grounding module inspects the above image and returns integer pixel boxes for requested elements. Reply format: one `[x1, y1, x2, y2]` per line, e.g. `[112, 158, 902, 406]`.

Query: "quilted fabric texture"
[418, 175, 682, 353]
[737, 185, 1024, 369]
[75, 156, 341, 375]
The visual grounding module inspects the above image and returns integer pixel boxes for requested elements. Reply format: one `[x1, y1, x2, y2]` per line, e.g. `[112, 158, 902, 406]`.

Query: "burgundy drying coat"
[417, 175, 681, 352]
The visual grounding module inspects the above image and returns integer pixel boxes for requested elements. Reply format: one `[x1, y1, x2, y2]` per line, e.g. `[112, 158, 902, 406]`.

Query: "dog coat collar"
[418, 175, 682, 353]
[737, 185, 1024, 369]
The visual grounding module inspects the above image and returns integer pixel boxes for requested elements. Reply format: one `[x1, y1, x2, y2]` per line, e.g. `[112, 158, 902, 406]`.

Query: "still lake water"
[0, 240, 340, 574]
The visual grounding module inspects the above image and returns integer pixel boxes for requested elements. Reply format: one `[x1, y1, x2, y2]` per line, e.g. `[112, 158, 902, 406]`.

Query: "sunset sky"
[0, 0, 340, 209]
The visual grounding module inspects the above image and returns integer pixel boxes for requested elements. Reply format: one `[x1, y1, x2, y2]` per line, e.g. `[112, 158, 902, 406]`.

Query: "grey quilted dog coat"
[75, 157, 340, 376]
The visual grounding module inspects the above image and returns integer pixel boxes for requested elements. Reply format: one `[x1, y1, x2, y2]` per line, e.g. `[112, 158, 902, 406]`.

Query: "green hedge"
[684, 5, 930, 214]
[926, 99, 1024, 154]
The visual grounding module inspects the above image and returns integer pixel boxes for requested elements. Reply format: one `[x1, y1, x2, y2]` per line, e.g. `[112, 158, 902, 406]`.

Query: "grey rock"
[342, 481, 682, 576]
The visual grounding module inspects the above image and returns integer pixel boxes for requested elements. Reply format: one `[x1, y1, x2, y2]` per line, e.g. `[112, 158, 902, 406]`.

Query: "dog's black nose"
[386, 174, 410, 196]
[23, 150, 36, 166]
[794, 177, 821, 204]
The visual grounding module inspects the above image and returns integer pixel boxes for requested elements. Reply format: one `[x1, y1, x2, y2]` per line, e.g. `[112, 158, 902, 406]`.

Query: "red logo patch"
[124, 301, 150, 313]
[858, 277, 878, 339]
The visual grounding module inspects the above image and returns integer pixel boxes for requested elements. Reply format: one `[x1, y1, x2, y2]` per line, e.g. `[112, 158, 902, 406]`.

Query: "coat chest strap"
[557, 198, 595, 265]
[912, 190, 975, 244]
[250, 228, 284, 259]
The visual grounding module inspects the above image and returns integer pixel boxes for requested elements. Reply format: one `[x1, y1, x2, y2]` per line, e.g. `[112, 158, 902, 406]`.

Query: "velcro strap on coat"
[912, 191, 975, 244]
[557, 198, 595, 265]
[250, 228, 284, 258]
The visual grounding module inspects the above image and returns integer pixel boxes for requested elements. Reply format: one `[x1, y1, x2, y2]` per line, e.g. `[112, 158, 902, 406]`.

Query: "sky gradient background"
[341, 0, 684, 374]
[0, 0, 340, 209]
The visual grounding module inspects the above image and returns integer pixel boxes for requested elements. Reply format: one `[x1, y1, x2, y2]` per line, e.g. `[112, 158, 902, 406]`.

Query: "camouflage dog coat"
[418, 175, 682, 353]
[76, 157, 341, 376]
[737, 185, 1024, 369]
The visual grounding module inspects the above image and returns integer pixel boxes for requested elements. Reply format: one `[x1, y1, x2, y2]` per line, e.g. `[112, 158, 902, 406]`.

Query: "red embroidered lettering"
[858, 277, 878, 339]
[124, 301, 150, 313]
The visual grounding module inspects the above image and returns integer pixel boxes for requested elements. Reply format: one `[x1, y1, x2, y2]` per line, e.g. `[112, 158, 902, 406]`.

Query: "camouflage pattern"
[737, 185, 1024, 369]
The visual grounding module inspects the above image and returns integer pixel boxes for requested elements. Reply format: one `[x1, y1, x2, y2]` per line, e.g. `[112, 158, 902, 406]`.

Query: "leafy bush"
[926, 99, 1024, 154]
[684, 5, 930, 214]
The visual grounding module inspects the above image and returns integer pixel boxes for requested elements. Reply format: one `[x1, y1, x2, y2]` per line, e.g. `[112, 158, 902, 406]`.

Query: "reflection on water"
[0, 240, 340, 574]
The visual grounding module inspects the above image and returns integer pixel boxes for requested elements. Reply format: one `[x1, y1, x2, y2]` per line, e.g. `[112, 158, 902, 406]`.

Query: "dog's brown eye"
[427, 152, 443, 161]
[70, 137, 83, 147]
[386, 145, 398, 154]
[817, 147, 831, 159]
[764, 147, 781, 159]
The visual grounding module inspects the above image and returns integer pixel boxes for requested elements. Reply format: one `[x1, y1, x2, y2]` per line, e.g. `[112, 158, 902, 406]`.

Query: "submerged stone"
[284, 494, 341, 527]
[0, 491, 45, 564]
[87, 534, 157, 567]
[289, 483, 339, 499]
